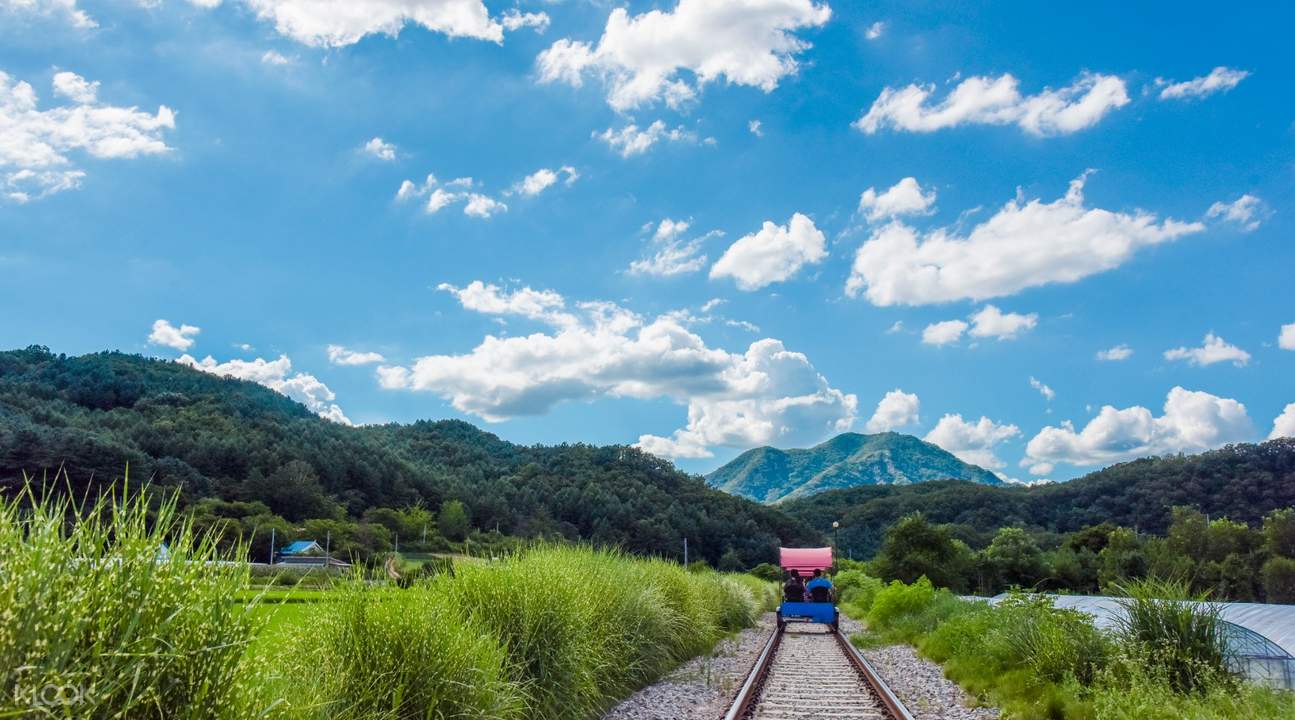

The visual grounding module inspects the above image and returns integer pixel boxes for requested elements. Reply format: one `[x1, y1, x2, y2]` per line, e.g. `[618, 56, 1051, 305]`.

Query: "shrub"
[835, 569, 883, 615]
[0, 480, 261, 719]
[1112, 578, 1233, 695]
[748, 562, 782, 583]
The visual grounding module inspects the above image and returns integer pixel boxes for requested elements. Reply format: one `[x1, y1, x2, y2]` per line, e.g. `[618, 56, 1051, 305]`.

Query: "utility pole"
[269, 527, 275, 566]
[325, 531, 331, 569]
[683, 537, 688, 566]
[422, 524, 427, 545]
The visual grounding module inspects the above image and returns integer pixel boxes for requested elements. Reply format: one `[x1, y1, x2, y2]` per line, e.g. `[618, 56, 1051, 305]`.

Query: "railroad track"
[723, 622, 915, 720]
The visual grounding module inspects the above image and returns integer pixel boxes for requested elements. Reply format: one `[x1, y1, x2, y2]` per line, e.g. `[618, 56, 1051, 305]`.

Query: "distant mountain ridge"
[705, 431, 1002, 504]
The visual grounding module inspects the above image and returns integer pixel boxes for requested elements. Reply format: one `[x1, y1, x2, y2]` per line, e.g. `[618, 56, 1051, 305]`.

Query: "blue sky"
[2, 0, 1293, 481]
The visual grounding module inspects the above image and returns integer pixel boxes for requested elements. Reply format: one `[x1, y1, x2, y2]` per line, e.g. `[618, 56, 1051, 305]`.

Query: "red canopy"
[779, 547, 833, 574]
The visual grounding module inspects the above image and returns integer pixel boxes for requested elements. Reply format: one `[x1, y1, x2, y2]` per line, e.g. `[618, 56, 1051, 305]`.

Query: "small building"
[275, 540, 350, 569]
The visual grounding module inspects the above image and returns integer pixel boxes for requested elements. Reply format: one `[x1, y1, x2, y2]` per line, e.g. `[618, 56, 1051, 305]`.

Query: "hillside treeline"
[0, 346, 820, 566]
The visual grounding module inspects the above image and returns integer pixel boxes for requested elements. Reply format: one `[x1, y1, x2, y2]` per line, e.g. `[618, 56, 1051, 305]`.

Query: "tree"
[1098, 527, 1147, 590]
[869, 514, 974, 592]
[1264, 508, 1295, 559]
[439, 500, 470, 542]
[985, 527, 1046, 590]
[1263, 556, 1295, 603]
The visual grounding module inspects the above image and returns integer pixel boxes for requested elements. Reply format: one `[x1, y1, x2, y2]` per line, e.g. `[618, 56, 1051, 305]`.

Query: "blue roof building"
[279, 540, 324, 556]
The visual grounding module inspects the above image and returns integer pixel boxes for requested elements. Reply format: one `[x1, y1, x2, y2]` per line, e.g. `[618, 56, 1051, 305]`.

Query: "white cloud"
[1, 69, 175, 203]
[1097, 344, 1133, 361]
[710, 213, 826, 290]
[0, 0, 96, 28]
[924, 413, 1020, 469]
[179, 353, 351, 424]
[241, 0, 508, 48]
[514, 165, 578, 196]
[865, 389, 919, 433]
[628, 219, 713, 277]
[969, 305, 1037, 340]
[1029, 376, 1055, 401]
[51, 71, 97, 104]
[1163, 333, 1250, 367]
[864, 21, 884, 40]
[363, 136, 397, 161]
[846, 173, 1204, 305]
[394, 172, 506, 218]
[1024, 386, 1251, 470]
[327, 344, 386, 366]
[500, 8, 548, 33]
[1271, 404, 1295, 440]
[886, 321, 904, 334]
[260, 50, 292, 65]
[1206, 194, 1266, 231]
[1280, 323, 1295, 351]
[1158, 66, 1249, 101]
[855, 72, 1129, 136]
[858, 177, 936, 222]
[379, 281, 856, 459]
[595, 121, 695, 157]
[536, 0, 831, 111]
[148, 319, 200, 351]
[921, 319, 967, 346]
[748, 119, 763, 137]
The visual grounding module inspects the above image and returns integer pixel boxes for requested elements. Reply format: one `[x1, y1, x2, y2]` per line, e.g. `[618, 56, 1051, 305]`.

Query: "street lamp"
[832, 520, 840, 550]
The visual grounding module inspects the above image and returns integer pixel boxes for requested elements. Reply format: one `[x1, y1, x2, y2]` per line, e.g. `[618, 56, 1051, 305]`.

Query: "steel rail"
[723, 620, 916, 720]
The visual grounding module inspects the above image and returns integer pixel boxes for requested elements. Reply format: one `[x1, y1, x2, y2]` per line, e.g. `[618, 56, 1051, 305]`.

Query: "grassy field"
[2, 484, 770, 720]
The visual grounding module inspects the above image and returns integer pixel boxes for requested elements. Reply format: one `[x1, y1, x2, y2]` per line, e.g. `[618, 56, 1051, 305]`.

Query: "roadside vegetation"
[836, 572, 1295, 720]
[1, 479, 771, 720]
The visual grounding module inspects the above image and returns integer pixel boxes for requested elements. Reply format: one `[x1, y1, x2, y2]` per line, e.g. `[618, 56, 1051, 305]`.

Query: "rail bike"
[775, 546, 840, 630]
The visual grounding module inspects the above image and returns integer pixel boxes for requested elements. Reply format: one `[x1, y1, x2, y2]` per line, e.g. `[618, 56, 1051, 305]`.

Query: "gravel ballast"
[601, 612, 1001, 720]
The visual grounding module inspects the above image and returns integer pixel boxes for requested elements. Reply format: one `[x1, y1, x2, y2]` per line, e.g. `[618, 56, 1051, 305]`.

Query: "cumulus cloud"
[748, 119, 763, 137]
[260, 50, 292, 65]
[924, 413, 1020, 469]
[328, 344, 385, 366]
[1158, 66, 1249, 101]
[179, 353, 351, 424]
[363, 136, 397, 161]
[240, 0, 519, 47]
[513, 165, 578, 196]
[855, 72, 1129, 136]
[845, 173, 1204, 306]
[148, 319, 200, 351]
[710, 213, 826, 291]
[628, 219, 713, 277]
[858, 177, 936, 222]
[500, 8, 548, 33]
[1024, 387, 1251, 472]
[1280, 323, 1295, 351]
[0, 0, 96, 28]
[595, 121, 695, 157]
[1097, 344, 1133, 361]
[1206, 194, 1266, 231]
[1271, 404, 1295, 440]
[378, 281, 856, 459]
[394, 172, 506, 218]
[865, 389, 920, 432]
[1029, 376, 1055, 401]
[1, 69, 175, 203]
[921, 320, 967, 346]
[1163, 333, 1250, 367]
[536, 0, 831, 111]
[864, 21, 884, 40]
[969, 305, 1037, 340]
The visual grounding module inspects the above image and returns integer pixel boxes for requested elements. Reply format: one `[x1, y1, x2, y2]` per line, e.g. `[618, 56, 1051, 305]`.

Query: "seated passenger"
[783, 570, 806, 602]
[806, 568, 834, 603]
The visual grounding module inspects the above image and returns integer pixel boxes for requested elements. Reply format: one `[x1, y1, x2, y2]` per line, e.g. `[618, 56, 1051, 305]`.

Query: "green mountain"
[705, 431, 1003, 504]
[779, 439, 1295, 559]
[0, 346, 820, 566]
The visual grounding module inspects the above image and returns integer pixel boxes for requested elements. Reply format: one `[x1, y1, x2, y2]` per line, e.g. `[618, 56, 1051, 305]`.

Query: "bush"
[835, 569, 883, 615]
[0, 481, 262, 719]
[748, 562, 782, 583]
[1112, 578, 1233, 695]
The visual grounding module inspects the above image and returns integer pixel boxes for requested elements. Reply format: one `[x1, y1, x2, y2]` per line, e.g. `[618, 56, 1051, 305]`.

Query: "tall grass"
[1112, 578, 1232, 695]
[0, 479, 262, 719]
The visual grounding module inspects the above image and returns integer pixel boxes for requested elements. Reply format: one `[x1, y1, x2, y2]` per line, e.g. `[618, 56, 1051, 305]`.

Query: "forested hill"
[780, 440, 1295, 558]
[0, 346, 820, 566]
[706, 431, 1002, 504]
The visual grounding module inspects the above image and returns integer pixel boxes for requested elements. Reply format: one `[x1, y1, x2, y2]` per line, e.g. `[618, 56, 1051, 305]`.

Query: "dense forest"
[0, 346, 820, 566]
[781, 439, 1295, 560]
